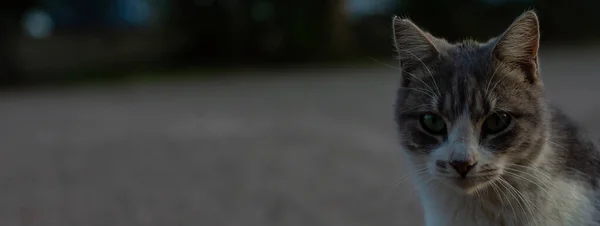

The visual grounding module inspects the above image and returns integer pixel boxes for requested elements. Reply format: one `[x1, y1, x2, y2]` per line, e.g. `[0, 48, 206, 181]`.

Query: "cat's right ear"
[492, 11, 540, 83]
[392, 16, 441, 72]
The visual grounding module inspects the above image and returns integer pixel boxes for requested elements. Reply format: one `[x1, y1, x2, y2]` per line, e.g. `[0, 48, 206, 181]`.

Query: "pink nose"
[449, 160, 477, 178]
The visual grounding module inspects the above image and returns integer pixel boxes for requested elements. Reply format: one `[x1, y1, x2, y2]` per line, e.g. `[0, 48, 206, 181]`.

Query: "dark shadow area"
[2, 0, 600, 86]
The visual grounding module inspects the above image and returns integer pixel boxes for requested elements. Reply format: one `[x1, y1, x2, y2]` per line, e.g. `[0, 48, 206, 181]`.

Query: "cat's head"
[393, 11, 549, 194]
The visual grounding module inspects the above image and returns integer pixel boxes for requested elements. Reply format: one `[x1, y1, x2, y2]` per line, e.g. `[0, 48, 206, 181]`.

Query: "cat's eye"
[483, 112, 511, 135]
[419, 113, 446, 135]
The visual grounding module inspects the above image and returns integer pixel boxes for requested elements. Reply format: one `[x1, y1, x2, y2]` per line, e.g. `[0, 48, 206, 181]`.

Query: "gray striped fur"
[393, 10, 600, 226]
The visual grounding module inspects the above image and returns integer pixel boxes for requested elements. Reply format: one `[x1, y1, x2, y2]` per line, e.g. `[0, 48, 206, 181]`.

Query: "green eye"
[419, 113, 446, 134]
[483, 112, 511, 134]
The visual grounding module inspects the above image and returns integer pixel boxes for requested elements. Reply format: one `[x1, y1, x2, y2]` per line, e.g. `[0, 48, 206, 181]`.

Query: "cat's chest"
[419, 192, 507, 226]
[417, 181, 596, 226]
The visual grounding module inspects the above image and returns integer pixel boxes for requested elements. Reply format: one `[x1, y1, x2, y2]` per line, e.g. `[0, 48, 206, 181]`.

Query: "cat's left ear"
[392, 16, 444, 72]
[492, 10, 540, 82]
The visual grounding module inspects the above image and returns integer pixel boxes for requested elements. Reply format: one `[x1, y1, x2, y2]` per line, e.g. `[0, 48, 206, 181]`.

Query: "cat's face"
[393, 11, 549, 194]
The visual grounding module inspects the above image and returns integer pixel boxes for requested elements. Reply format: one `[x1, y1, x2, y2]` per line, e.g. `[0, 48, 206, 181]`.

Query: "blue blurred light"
[22, 9, 55, 39]
[117, 0, 152, 26]
[347, 0, 397, 21]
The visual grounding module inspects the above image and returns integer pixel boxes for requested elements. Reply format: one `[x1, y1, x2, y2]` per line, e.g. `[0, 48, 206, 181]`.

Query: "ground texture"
[1, 48, 600, 225]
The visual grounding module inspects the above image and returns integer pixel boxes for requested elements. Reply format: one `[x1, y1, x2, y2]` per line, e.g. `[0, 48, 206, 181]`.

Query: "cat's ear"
[392, 16, 442, 72]
[492, 10, 540, 81]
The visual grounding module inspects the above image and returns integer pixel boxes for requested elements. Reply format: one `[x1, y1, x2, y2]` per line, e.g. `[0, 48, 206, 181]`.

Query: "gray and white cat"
[393, 10, 600, 226]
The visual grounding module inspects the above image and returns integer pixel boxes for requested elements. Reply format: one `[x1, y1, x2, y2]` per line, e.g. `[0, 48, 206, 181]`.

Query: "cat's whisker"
[489, 180, 505, 208]
[498, 178, 534, 224]
[393, 167, 429, 187]
[407, 175, 437, 197]
[397, 87, 438, 101]
[484, 64, 502, 97]
[488, 61, 512, 98]
[503, 172, 551, 193]
[503, 177, 541, 225]
[492, 179, 518, 224]
[474, 188, 483, 215]
[399, 68, 439, 99]
[548, 140, 569, 153]
[397, 104, 434, 115]
[502, 165, 552, 185]
[503, 168, 554, 197]
[398, 49, 442, 97]
[504, 163, 553, 182]
[502, 170, 551, 196]
[471, 173, 499, 177]
[368, 56, 402, 71]
[503, 163, 551, 179]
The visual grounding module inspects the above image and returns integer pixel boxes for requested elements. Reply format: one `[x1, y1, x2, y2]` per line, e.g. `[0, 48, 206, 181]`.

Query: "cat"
[392, 10, 600, 226]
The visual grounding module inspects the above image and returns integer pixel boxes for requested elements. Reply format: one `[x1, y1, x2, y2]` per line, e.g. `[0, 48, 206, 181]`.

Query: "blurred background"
[2, 0, 600, 225]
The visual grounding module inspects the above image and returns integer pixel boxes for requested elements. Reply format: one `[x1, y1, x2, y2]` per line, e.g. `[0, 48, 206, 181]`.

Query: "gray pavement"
[1, 47, 600, 226]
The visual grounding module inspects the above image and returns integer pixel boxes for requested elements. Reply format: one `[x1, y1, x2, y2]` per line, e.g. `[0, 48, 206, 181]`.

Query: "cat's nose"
[449, 160, 477, 178]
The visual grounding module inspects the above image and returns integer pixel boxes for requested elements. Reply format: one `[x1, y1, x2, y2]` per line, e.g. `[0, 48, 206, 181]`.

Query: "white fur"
[403, 146, 599, 226]
[419, 178, 593, 226]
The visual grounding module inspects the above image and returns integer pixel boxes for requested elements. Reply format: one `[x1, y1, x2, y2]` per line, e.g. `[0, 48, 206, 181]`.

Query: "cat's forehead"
[442, 40, 494, 75]
[410, 41, 526, 120]
[432, 41, 496, 99]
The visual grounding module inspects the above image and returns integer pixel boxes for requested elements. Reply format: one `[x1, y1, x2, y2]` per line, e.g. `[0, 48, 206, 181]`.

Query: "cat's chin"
[439, 175, 500, 195]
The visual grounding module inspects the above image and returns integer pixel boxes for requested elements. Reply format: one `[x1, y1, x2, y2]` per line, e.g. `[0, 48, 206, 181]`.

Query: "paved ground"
[1, 47, 600, 226]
